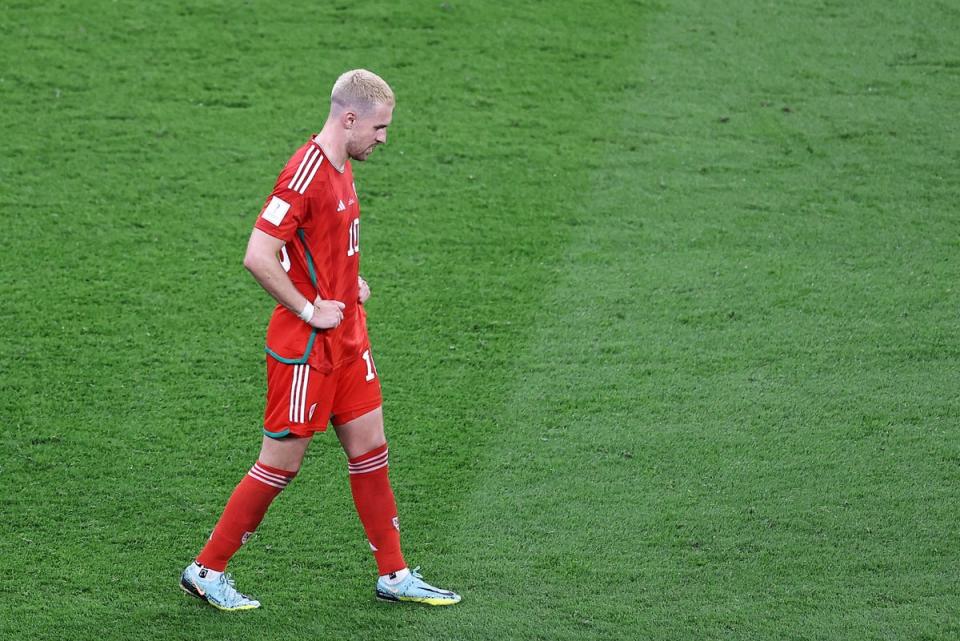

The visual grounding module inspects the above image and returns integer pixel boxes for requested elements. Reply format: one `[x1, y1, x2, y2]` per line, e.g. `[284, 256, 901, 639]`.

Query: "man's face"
[346, 102, 393, 162]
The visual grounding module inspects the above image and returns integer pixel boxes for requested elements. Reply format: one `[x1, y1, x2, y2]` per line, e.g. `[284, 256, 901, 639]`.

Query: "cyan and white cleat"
[180, 562, 261, 611]
[375, 567, 461, 606]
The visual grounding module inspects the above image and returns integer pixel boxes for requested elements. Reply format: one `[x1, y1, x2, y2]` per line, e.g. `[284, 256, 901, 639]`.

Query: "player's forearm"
[244, 253, 311, 315]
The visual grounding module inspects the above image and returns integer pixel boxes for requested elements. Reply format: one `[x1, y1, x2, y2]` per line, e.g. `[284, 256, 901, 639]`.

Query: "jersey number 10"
[347, 218, 360, 257]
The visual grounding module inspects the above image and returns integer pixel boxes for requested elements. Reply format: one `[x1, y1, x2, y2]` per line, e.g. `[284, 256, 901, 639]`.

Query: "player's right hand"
[308, 297, 346, 329]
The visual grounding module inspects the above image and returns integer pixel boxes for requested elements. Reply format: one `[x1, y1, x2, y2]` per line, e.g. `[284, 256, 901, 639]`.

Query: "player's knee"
[259, 433, 311, 472]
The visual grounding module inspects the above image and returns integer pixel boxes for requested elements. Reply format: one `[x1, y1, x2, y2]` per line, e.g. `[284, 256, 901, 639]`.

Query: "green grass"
[2, 1, 959, 639]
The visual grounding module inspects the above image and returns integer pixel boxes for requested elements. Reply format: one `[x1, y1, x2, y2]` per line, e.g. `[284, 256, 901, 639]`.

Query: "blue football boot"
[375, 567, 461, 606]
[180, 562, 261, 611]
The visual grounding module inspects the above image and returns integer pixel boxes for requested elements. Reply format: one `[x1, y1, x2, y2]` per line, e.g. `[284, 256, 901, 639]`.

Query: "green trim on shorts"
[265, 328, 318, 364]
[263, 427, 291, 439]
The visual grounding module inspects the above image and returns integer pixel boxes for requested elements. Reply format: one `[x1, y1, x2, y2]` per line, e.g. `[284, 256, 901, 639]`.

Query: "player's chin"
[350, 146, 377, 162]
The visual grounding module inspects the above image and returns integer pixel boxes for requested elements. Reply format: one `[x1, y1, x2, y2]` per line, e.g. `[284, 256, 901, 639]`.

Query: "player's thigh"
[257, 433, 313, 472]
[333, 406, 385, 459]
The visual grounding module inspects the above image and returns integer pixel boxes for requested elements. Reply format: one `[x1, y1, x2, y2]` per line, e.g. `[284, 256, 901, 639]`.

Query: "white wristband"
[298, 301, 315, 323]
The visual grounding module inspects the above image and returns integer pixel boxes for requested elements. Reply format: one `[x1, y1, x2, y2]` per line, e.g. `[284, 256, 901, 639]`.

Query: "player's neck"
[313, 130, 346, 173]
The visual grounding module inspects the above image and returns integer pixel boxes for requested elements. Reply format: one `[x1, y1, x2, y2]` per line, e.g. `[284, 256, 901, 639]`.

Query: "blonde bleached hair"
[331, 69, 394, 113]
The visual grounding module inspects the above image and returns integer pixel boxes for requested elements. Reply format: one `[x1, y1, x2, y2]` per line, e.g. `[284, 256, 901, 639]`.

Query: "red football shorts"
[263, 347, 382, 438]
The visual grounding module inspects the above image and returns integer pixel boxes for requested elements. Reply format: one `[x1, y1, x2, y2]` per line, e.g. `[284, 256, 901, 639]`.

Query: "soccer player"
[179, 69, 461, 611]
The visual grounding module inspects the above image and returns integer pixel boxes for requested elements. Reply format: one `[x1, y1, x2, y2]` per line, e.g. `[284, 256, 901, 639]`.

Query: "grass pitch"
[1, 1, 958, 640]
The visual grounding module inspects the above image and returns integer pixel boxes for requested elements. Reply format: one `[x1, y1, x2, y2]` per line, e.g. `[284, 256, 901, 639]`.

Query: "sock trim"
[248, 462, 295, 489]
[348, 448, 388, 475]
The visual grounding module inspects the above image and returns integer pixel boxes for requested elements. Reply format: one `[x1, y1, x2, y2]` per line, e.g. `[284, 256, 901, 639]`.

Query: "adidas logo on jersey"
[337, 199, 346, 212]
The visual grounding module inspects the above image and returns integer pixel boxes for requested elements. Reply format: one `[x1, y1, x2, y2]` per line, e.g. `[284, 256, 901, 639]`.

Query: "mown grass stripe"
[426, 2, 960, 640]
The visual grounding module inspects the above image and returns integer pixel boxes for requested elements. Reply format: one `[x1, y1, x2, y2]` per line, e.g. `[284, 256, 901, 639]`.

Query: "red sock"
[196, 461, 296, 571]
[348, 444, 406, 575]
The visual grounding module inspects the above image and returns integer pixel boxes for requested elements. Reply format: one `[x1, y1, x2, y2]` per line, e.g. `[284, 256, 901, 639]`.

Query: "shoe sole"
[180, 576, 260, 611]
[376, 591, 461, 606]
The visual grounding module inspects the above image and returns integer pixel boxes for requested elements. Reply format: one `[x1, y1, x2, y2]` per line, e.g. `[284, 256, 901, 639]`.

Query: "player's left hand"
[358, 276, 371, 304]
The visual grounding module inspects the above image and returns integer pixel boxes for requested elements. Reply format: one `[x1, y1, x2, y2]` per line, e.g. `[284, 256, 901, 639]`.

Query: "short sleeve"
[254, 144, 326, 242]
[254, 189, 307, 243]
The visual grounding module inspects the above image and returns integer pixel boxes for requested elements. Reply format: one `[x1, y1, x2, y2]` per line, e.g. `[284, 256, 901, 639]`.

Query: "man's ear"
[341, 110, 357, 129]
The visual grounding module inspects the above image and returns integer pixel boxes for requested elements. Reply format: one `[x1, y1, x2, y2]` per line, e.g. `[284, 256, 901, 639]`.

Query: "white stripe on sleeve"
[288, 148, 319, 190]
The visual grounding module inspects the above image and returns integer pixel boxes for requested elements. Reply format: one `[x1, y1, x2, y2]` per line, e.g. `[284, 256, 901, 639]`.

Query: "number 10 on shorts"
[361, 349, 377, 382]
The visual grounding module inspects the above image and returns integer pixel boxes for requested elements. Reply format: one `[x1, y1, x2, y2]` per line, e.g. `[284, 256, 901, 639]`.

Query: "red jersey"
[253, 136, 367, 373]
